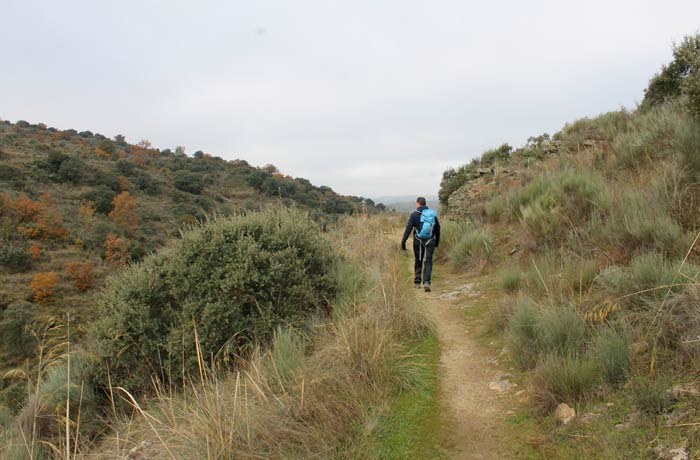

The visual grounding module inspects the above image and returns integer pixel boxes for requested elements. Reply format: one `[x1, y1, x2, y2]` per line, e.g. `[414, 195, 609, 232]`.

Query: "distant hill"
[373, 194, 439, 212]
[0, 118, 381, 376]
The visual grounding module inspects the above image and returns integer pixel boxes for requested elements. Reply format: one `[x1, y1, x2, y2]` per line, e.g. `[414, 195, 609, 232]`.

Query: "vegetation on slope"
[0, 211, 433, 459]
[0, 120, 385, 414]
[438, 33, 700, 458]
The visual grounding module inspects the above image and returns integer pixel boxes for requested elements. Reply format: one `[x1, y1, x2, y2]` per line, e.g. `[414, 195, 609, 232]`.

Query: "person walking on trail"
[401, 197, 440, 292]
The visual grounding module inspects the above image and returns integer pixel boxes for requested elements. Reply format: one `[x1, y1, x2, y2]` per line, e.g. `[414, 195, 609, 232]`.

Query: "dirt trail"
[420, 276, 514, 459]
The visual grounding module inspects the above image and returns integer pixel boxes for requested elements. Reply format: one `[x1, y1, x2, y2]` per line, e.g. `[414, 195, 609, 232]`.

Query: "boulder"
[553, 403, 576, 425]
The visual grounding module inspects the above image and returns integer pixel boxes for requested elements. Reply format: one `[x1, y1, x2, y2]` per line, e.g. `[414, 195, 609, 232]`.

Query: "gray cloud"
[2, 0, 699, 197]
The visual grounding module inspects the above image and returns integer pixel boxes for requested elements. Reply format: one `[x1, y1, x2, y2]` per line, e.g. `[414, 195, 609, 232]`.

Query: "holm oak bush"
[93, 208, 337, 393]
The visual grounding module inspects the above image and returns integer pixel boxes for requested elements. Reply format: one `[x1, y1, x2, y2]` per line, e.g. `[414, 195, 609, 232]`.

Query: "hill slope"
[0, 119, 381, 380]
[436, 34, 700, 458]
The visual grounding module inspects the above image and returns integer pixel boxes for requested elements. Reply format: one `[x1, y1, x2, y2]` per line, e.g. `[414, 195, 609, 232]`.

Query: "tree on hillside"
[108, 192, 138, 233]
[643, 33, 700, 117]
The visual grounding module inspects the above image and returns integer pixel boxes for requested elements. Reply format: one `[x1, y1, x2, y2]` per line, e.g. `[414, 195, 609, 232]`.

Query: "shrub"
[530, 353, 598, 413]
[449, 227, 493, 269]
[81, 185, 117, 214]
[643, 33, 700, 117]
[612, 102, 680, 169]
[597, 328, 631, 386]
[0, 163, 25, 189]
[561, 258, 599, 296]
[0, 245, 33, 272]
[485, 196, 506, 222]
[63, 262, 94, 291]
[108, 191, 138, 233]
[103, 233, 131, 266]
[630, 376, 671, 415]
[499, 267, 522, 293]
[627, 252, 677, 294]
[93, 209, 338, 393]
[173, 170, 206, 194]
[488, 296, 516, 332]
[435, 220, 470, 262]
[536, 307, 587, 357]
[673, 115, 700, 180]
[507, 298, 540, 370]
[0, 302, 35, 358]
[611, 184, 685, 257]
[29, 272, 60, 304]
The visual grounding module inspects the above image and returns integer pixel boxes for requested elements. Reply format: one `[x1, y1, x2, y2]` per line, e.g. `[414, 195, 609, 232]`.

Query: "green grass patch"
[359, 333, 451, 460]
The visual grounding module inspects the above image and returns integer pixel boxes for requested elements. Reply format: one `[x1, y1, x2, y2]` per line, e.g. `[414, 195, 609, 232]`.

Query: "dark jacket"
[401, 205, 440, 249]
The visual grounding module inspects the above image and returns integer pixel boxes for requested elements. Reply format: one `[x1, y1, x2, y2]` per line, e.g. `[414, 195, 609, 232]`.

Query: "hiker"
[401, 197, 440, 292]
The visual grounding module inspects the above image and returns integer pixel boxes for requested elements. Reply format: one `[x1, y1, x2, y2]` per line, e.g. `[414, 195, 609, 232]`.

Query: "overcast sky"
[2, 1, 699, 198]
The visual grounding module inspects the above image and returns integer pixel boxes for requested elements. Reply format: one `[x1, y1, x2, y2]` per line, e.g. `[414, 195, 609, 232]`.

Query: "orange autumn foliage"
[79, 200, 96, 219]
[64, 262, 94, 291]
[104, 233, 130, 266]
[108, 192, 137, 232]
[13, 197, 42, 222]
[30, 271, 60, 304]
[117, 175, 130, 191]
[29, 242, 41, 260]
[94, 147, 112, 159]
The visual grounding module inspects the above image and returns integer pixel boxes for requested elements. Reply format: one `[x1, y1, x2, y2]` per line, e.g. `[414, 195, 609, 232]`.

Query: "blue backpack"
[416, 209, 437, 239]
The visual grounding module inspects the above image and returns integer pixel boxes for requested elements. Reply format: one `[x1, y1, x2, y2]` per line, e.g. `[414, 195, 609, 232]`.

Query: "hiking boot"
[424, 284, 431, 293]
[414, 282, 421, 289]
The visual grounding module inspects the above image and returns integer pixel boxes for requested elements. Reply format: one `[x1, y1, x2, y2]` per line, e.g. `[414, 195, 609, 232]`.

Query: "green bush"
[435, 220, 470, 262]
[0, 245, 33, 272]
[0, 163, 25, 189]
[0, 302, 35, 358]
[612, 102, 681, 169]
[93, 209, 338, 393]
[643, 33, 700, 117]
[0, 382, 26, 414]
[604, 182, 685, 257]
[630, 376, 671, 415]
[485, 196, 506, 222]
[507, 298, 540, 370]
[173, 170, 206, 194]
[536, 307, 587, 357]
[597, 328, 631, 386]
[81, 185, 117, 214]
[673, 115, 700, 180]
[560, 258, 599, 296]
[449, 227, 492, 269]
[628, 252, 677, 294]
[517, 171, 610, 243]
[499, 267, 522, 293]
[531, 353, 598, 413]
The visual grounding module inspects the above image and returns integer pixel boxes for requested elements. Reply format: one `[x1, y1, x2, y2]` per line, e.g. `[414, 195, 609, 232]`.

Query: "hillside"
[436, 34, 700, 458]
[0, 120, 382, 384]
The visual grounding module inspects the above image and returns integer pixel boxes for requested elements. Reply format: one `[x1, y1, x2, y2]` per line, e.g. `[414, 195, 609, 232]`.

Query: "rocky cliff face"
[444, 140, 566, 220]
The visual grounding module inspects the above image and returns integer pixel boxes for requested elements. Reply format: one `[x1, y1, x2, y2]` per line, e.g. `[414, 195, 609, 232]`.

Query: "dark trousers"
[413, 237, 435, 284]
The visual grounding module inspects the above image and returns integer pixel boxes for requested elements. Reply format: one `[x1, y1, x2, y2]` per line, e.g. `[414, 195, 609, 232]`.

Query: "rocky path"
[420, 277, 516, 459]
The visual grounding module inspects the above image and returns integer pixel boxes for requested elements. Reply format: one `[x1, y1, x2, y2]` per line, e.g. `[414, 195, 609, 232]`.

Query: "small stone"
[665, 409, 691, 427]
[141, 440, 153, 448]
[489, 379, 512, 393]
[553, 403, 576, 425]
[669, 447, 689, 460]
[615, 422, 631, 432]
[578, 412, 600, 425]
[668, 384, 700, 400]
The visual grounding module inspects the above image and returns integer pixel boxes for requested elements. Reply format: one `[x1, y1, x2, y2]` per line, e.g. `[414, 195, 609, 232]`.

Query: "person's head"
[416, 197, 426, 208]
